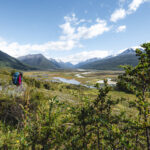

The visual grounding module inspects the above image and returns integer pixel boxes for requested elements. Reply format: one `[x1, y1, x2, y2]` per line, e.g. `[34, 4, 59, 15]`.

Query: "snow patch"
[75, 74, 84, 78]
[97, 78, 116, 85]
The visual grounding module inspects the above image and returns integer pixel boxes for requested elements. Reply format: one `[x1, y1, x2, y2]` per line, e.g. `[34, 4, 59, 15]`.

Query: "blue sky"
[0, 0, 150, 64]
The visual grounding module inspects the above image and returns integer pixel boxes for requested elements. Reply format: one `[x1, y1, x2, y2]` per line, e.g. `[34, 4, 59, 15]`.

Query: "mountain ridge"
[49, 58, 74, 69]
[77, 48, 139, 70]
[18, 54, 60, 70]
[0, 50, 37, 70]
[0, 47, 142, 70]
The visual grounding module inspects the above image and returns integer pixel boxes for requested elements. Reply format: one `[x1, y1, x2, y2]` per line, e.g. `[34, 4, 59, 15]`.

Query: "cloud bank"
[0, 38, 77, 57]
[56, 50, 110, 64]
[110, 9, 126, 22]
[0, 14, 110, 58]
[60, 16, 110, 41]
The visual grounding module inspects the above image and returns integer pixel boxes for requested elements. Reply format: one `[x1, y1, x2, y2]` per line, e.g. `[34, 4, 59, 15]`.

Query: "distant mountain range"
[0, 48, 141, 70]
[77, 48, 138, 70]
[49, 58, 74, 69]
[0, 50, 36, 70]
[18, 54, 74, 70]
[17, 48, 140, 70]
[75, 57, 101, 68]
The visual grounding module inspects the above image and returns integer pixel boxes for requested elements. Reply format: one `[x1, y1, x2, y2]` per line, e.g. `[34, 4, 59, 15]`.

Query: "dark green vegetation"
[0, 50, 37, 70]
[0, 43, 150, 149]
[18, 54, 60, 70]
[78, 53, 138, 70]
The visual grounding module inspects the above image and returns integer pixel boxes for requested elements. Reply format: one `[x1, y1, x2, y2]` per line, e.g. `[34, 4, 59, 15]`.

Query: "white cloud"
[60, 22, 75, 35]
[56, 50, 110, 64]
[0, 38, 77, 57]
[63, 13, 86, 26]
[110, 9, 126, 22]
[60, 15, 110, 41]
[128, 0, 150, 13]
[0, 14, 111, 58]
[128, 0, 145, 13]
[76, 19, 110, 39]
[110, 0, 150, 22]
[116, 25, 126, 32]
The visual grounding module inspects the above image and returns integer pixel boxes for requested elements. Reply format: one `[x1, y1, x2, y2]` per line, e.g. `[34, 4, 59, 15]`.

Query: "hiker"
[12, 72, 23, 86]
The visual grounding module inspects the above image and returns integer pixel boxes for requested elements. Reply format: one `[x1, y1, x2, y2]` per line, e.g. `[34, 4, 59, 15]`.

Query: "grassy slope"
[1, 69, 148, 149]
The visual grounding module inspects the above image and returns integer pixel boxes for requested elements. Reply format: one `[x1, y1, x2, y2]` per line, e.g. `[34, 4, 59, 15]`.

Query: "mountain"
[61, 62, 74, 69]
[75, 57, 101, 68]
[0, 50, 36, 70]
[50, 59, 74, 69]
[49, 58, 62, 68]
[77, 48, 139, 70]
[118, 48, 135, 55]
[16, 47, 142, 70]
[18, 54, 60, 70]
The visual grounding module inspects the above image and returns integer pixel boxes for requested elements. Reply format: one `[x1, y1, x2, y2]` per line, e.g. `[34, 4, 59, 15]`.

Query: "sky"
[0, 0, 150, 64]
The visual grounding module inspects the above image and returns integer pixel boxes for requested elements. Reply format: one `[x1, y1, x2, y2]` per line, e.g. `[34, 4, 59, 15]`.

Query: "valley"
[0, 68, 135, 108]
[0, 45, 149, 149]
[24, 69, 120, 86]
[0, 0, 150, 148]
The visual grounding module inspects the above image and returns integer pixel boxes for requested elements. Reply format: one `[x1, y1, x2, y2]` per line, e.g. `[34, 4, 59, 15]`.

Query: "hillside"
[0, 50, 36, 70]
[18, 54, 60, 70]
[75, 57, 101, 68]
[77, 49, 139, 70]
[50, 58, 74, 69]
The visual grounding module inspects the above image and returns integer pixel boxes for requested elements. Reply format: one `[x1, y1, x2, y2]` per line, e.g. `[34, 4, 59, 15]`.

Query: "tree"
[119, 43, 150, 150]
[67, 80, 127, 149]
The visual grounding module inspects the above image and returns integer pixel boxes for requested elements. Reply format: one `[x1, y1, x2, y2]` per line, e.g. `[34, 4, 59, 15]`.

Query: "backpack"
[12, 72, 20, 85]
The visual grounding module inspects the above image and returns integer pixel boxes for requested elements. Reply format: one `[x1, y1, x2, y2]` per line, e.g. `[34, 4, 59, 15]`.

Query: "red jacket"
[18, 75, 22, 85]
